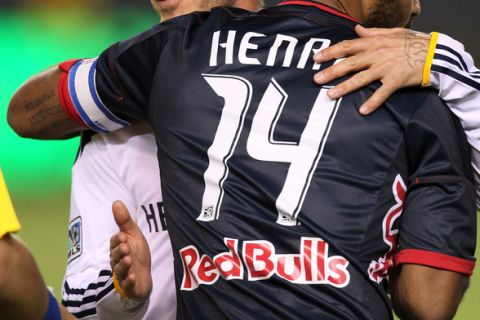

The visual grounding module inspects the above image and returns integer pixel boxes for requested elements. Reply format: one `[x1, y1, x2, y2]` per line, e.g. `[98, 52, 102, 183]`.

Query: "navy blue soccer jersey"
[65, 1, 477, 319]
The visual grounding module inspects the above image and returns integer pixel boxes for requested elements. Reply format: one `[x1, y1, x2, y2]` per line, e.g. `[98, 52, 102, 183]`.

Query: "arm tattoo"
[24, 90, 55, 111]
[27, 104, 65, 127]
[404, 30, 430, 70]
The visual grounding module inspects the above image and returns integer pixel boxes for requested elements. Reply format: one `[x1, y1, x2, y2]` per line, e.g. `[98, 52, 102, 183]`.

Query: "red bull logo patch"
[180, 237, 350, 291]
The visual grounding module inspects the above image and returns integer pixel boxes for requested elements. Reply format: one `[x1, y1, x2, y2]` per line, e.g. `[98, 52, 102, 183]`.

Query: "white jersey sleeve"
[62, 122, 176, 320]
[429, 33, 480, 207]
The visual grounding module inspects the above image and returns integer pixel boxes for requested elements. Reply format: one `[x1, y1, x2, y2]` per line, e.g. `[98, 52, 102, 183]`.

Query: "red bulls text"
[180, 237, 350, 291]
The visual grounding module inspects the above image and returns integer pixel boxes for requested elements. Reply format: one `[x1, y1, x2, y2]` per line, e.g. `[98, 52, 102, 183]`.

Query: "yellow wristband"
[422, 32, 439, 87]
[113, 273, 128, 299]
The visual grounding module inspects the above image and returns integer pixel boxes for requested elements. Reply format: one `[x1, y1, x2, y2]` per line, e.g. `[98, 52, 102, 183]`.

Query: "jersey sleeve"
[64, 25, 169, 133]
[61, 134, 148, 319]
[427, 33, 480, 207]
[394, 93, 477, 276]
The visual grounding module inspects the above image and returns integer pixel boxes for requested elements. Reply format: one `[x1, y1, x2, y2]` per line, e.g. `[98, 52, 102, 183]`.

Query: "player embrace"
[7, 0, 480, 319]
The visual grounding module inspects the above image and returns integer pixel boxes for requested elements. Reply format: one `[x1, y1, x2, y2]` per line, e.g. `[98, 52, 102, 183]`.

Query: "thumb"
[112, 200, 137, 234]
[355, 25, 400, 37]
[355, 25, 381, 37]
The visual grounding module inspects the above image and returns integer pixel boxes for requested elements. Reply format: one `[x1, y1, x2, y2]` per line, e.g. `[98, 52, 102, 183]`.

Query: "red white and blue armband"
[58, 58, 130, 133]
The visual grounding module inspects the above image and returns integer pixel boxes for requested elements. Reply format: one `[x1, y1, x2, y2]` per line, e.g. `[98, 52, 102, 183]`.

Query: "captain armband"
[57, 58, 130, 133]
[58, 59, 88, 127]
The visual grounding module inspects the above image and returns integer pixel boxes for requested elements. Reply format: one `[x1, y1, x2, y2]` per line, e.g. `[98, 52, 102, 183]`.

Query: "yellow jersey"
[0, 169, 20, 237]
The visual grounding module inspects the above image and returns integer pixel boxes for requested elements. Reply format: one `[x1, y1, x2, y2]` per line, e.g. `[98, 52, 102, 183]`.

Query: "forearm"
[0, 234, 49, 319]
[390, 264, 469, 320]
[7, 66, 84, 139]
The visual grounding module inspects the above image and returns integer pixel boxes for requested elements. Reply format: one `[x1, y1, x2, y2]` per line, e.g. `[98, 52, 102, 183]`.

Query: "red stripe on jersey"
[58, 59, 87, 127]
[278, 1, 360, 23]
[395, 249, 475, 276]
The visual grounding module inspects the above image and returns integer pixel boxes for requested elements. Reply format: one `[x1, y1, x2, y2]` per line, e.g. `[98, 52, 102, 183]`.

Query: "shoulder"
[397, 88, 454, 123]
[76, 123, 155, 162]
[390, 87, 441, 110]
[116, 7, 251, 49]
[381, 86, 449, 124]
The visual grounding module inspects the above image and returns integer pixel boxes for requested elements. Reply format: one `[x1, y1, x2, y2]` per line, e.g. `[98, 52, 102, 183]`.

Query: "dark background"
[265, 0, 480, 60]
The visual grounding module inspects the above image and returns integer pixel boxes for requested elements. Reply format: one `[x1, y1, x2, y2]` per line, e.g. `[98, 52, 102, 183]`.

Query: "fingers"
[314, 26, 408, 64]
[355, 25, 405, 37]
[358, 82, 398, 115]
[113, 254, 133, 280]
[313, 36, 386, 65]
[311, 25, 427, 116]
[326, 69, 378, 100]
[110, 238, 129, 265]
[121, 273, 136, 293]
[315, 54, 372, 86]
[354, 25, 371, 37]
[112, 200, 136, 234]
[110, 231, 127, 250]
[110, 234, 136, 296]
[110, 232, 132, 280]
[314, 56, 400, 109]
[313, 38, 367, 63]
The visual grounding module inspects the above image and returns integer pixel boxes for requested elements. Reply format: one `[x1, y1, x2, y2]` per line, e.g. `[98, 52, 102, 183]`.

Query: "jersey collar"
[278, 0, 360, 23]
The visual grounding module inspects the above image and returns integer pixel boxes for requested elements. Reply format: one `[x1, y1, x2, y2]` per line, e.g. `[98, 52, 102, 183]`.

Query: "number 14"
[198, 74, 341, 226]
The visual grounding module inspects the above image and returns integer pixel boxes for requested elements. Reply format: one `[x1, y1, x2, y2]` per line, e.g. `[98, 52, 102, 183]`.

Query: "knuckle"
[335, 83, 348, 94]
[373, 36, 388, 47]
[340, 40, 353, 51]
[320, 47, 331, 57]
[347, 57, 358, 68]
[322, 68, 332, 77]
[376, 48, 388, 56]
[387, 75, 404, 88]
[353, 73, 369, 86]
[375, 88, 389, 101]
[124, 256, 132, 267]
[119, 259, 127, 270]
[114, 265, 121, 276]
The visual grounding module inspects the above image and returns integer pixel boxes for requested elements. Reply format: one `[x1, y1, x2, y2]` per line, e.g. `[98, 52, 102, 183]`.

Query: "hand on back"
[314, 25, 431, 114]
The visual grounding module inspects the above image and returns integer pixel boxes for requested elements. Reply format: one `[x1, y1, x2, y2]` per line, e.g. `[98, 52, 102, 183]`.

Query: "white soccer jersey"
[429, 33, 480, 207]
[61, 122, 176, 320]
